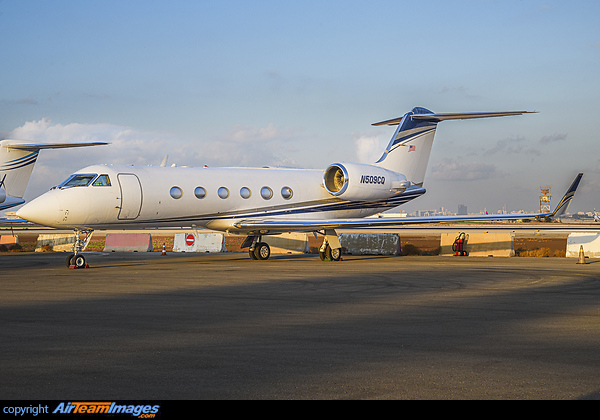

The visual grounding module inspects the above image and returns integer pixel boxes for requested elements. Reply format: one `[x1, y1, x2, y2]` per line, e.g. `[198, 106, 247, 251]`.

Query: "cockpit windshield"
[58, 174, 97, 188]
[92, 174, 111, 186]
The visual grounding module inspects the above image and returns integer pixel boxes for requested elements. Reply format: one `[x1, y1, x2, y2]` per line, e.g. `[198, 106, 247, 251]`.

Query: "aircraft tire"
[249, 248, 258, 260]
[66, 253, 75, 267]
[327, 246, 342, 262]
[319, 244, 341, 261]
[71, 254, 86, 268]
[254, 242, 270, 260]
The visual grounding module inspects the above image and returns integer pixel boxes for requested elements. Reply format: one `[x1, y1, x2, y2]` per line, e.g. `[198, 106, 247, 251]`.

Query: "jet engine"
[323, 162, 410, 201]
[0, 188, 5, 203]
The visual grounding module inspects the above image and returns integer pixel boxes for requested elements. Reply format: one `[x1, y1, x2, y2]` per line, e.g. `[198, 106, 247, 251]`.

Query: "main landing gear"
[250, 241, 271, 260]
[241, 229, 343, 262]
[319, 243, 341, 261]
[241, 235, 271, 260]
[318, 230, 342, 261]
[65, 229, 94, 269]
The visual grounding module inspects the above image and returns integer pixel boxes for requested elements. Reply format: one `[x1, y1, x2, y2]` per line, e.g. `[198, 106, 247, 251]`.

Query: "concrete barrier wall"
[566, 232, 600, 258]
[0, 235, 19, 245]
[173, 232, 226, 252]
[35, 234, 77, 252]
[263, 233, 309, 254]
[440, 232, 515, 257]
[339, 233, 400, 255]
[103, 233, 153, 252]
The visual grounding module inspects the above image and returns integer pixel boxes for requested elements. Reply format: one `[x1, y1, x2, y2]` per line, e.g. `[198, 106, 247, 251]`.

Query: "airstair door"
[117, 173, 142, 220]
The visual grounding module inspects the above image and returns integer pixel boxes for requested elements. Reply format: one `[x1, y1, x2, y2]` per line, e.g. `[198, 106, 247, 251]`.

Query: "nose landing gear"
[65, 229, 94, 269]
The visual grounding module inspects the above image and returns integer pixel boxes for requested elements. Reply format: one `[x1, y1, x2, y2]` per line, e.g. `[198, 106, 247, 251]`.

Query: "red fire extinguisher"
[452, 232, 468, 256]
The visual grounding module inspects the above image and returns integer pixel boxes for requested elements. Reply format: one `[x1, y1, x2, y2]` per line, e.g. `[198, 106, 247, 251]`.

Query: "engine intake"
[323, 162, 410, 201]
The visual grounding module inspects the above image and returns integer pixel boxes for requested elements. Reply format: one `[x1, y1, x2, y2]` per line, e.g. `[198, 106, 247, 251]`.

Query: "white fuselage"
[19, 164, 424, 234]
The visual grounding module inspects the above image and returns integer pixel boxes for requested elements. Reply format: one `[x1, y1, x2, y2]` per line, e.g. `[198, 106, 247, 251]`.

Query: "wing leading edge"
[232, 173, 583, 234]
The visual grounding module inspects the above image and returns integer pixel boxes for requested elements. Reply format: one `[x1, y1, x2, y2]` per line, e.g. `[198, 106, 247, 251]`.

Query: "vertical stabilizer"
[373, 107, 437, 187]
[0, 140, 40, 198]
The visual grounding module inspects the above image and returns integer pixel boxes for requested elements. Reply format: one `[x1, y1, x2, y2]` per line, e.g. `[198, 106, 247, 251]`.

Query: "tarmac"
[1, 250, 600, 399]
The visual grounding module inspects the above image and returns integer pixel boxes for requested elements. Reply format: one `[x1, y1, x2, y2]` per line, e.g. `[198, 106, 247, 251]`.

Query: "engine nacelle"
[0, 188, 5, 203]
[323, 162, 410, 201]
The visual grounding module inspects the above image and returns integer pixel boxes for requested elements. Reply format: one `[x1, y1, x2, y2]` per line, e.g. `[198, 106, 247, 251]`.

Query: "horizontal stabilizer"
[372, 111, 536, 126]
[4, 141, 108, 151]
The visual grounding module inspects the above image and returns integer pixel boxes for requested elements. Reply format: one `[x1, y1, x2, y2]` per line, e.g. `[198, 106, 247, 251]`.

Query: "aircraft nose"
[16, 193, 61, 227]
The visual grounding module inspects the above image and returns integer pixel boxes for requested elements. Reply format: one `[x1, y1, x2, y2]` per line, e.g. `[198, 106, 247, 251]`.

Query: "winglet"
[551, 173, 583, 217]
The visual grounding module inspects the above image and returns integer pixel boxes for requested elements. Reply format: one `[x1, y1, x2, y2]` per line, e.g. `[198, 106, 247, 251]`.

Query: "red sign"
[185, 234, 195, 246]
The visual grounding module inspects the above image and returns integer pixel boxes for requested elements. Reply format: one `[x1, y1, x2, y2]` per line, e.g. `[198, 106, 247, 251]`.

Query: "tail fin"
[372, 107, 536, 186]
[0, 140, 41, 198]
[0, 139, 107, 203]
[551, 173, 583, 217]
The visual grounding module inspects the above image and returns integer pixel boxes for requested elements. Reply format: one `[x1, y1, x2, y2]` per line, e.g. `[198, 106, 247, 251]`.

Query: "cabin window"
[59, 174, 97, 188]
[260, 186, 273, 200]
[218, 187, 230, 199]
[194, 186, 207, 199]
[92, 174, 111, 187]
[281, 186, 293, 199]
[240, 187, 251, 199]
[170, 186, 183, 199]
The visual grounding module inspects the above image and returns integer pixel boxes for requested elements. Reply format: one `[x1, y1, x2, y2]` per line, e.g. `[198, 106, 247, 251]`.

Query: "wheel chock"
[68, 264, 90, 269]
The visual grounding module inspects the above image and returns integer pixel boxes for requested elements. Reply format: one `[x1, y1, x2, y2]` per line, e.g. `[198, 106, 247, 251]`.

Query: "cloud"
[228, 123, 280, 143]
[483, 136, 540, 156]
[7, 118, 303, 166]
[539, 133, 567, 144]
[6, 118, 305, 200]
[354, 135, 383, 164]
[1, 98, 39, 105]
[7, 118, 172, 166]
[429, 158, 501, 181]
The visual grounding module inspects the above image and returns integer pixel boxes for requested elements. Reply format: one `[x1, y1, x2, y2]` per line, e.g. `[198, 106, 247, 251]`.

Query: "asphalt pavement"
[1, 251, 599, 399]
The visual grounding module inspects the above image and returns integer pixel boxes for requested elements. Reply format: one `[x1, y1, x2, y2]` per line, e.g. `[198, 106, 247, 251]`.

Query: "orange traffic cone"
[161, 244, 167, 256]
[577, 245, 586, 264]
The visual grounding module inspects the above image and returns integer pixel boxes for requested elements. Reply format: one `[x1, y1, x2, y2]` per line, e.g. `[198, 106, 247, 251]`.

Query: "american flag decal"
[408, 145, 416, 152]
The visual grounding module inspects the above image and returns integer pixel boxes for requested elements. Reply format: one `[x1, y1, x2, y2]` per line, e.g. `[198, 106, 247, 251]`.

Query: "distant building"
[458, 204, 467, 215]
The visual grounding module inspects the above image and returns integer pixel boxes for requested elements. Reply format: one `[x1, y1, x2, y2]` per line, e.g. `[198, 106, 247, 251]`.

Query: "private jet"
[15, 107, 582, 267]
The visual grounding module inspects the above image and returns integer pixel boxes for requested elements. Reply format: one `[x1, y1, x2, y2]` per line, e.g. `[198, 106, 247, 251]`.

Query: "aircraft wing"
[0, 218, 27, 224]
[233, 173, 583, 233]
[233, 211, 551, 232]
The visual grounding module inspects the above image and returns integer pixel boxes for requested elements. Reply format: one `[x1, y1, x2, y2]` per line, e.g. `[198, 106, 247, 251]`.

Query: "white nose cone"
[16, 193, 61, 227]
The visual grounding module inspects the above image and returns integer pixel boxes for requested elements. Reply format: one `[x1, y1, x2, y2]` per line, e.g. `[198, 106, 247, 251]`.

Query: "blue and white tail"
[0, 140, 107, 210]
[0, 141, 40, 204]
[372, 107, 535, 186]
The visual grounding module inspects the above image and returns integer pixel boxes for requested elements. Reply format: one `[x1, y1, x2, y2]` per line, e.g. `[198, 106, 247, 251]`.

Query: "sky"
[1, 0, 599, 215]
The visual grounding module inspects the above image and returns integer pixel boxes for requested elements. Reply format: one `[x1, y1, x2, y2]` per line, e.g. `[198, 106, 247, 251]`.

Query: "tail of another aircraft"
[0, 140, 107, 210]
[372, 107, 535, 186]
[0, 140, 41, 199]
